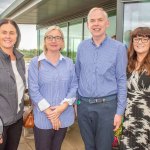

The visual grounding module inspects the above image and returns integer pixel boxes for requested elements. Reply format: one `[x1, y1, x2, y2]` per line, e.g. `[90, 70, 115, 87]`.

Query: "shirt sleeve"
[28, 58, 50, 111]
[38, 99, 50, 111]
[116, 44, 127, 115]
[60, 98, 76, 105]
[61, 61, 78, 105]
[75, 45, 81, 82]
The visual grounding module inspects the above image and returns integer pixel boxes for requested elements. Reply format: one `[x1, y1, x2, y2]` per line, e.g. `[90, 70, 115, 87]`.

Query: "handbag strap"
[23, 106, 33, 121]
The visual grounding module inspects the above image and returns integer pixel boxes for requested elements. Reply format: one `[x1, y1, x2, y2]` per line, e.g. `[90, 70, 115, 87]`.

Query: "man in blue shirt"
[75, 7, 127, 150]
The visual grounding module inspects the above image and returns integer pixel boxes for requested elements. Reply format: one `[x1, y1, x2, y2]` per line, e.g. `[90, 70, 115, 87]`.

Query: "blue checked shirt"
[28, 52, 78, 129]
[75, 37, 127, 115]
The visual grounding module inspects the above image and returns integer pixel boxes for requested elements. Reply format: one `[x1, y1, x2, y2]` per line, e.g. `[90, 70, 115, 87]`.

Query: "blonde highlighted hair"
[43, 25, 64, 53]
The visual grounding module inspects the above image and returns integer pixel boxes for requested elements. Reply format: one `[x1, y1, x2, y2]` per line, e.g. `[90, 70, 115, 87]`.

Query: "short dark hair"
[0, 18, 21, 48]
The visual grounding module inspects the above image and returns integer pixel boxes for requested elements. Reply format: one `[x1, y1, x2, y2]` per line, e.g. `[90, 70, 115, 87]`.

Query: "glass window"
[123, 1, 150, 46]
[84, 18, 91, 40]
[69, 20, 82, 62]
[107, 11, 116, 37]
[38, 28, 47, 54]
[60, 25, 67, 56]
[18, 24, 37, 62]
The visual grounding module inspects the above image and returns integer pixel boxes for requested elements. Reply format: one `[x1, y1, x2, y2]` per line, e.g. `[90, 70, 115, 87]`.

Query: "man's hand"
[113, 114, 122, 131]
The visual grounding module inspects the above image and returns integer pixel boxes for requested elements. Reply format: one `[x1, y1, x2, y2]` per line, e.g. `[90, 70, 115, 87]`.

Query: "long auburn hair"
[128, 27, 150, 75]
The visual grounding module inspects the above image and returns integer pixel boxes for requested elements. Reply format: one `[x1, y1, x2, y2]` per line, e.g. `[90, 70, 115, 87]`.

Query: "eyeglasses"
[45, 35, 63, 42]
[133, 37, 149, 43]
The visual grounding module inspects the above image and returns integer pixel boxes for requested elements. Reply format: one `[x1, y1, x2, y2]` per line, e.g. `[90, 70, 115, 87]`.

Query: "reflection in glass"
[39, 28, 47, 54]
[123, 2, 150, 47]
[106, 12, 116, 37]
[61, 26, 67, 56]
[84, 18, 91, 40]
[69, 21, 82, 62]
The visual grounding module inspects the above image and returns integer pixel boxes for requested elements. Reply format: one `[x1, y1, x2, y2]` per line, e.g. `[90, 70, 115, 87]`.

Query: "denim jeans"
[34, 126, 67, 150]
[77, 98, 117, 150]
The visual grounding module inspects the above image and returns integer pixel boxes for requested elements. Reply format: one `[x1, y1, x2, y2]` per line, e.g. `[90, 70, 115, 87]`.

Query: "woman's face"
[45, 29, 63, 52]
[0, 23, 17, 50]
[133, 36, 150, 56]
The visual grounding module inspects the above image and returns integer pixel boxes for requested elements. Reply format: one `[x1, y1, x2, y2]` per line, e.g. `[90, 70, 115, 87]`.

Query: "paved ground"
[18, 120, 120, 150]
[18, 120, 84, 150]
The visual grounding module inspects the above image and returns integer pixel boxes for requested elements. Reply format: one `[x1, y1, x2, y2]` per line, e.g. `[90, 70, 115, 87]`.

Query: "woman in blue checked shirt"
[28, 26, 78, 150]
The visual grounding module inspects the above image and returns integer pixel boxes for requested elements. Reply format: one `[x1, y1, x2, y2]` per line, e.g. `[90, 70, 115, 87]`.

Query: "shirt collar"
[90, 35, 108, 47]
[38, 52, 65, 61]
[0, 48, 23, 60]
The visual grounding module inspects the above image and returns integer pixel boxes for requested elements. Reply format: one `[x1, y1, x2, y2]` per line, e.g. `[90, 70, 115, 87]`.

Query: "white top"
[11, 61, 25, 112]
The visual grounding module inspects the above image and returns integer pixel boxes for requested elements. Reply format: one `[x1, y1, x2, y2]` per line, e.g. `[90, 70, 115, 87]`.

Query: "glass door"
[116, 0, 150, 46]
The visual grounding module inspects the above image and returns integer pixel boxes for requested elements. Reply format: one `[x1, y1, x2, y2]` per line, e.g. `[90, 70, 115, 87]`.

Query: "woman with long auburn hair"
[120, 27, 150, 150]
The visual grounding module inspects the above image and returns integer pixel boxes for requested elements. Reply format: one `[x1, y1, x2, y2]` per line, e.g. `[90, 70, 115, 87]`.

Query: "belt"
[79, 94, 117, 104]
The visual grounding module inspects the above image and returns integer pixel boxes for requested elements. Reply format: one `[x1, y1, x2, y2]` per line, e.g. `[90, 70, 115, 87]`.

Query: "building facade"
[1, 0, 150, 59]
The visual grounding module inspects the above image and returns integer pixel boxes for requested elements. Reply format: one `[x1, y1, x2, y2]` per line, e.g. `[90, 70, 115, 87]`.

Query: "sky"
[18, 24, 37, 50]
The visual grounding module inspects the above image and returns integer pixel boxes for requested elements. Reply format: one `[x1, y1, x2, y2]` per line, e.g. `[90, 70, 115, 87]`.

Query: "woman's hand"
[50, 118, 61, 130]
[47, 102, 69, 120]
[44, 107, 61, 130]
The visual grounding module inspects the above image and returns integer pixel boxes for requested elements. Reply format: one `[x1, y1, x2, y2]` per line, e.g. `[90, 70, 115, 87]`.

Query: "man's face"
[87, 9, 109, 39]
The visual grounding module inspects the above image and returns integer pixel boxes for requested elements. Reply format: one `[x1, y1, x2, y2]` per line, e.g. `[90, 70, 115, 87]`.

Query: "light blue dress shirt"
[75, 37, 127, 115]
[28, 52, 78, 129]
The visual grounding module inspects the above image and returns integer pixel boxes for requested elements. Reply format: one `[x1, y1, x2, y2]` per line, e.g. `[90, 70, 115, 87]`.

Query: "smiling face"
[44, 29, 64, 52]
[0, 23, 17, 51]
[133, 36, 150, 57]
[87, 8, 109, 40]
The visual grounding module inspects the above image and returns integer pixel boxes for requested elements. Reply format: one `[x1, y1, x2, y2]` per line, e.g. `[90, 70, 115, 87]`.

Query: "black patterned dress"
[120, 71, 150, 150]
